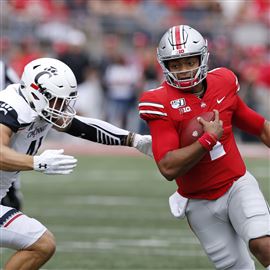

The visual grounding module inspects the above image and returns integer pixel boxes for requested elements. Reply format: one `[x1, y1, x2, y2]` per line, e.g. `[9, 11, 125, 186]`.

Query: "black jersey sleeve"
[66, 116, 133, 146]
[0, 101, 21, 132]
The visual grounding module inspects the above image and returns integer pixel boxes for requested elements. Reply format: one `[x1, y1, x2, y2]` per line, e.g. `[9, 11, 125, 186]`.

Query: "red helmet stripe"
[30, 83, 39, 90]
[174, 25, 182, 50]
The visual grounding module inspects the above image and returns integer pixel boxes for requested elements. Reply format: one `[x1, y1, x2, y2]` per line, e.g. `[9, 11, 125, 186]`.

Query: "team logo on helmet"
[34, 66, 58, 91]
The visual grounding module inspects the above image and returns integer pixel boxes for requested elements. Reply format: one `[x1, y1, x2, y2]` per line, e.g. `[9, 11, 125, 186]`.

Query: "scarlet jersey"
[139, 68, 265, 199]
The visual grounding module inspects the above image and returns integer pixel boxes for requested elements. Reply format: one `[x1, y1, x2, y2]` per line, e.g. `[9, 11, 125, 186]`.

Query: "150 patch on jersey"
[170, 98, 186, 109]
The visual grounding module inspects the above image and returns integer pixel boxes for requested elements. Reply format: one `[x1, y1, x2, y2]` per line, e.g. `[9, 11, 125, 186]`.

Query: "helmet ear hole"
[42, 110, 48, 116]
[44, 92, 52, 100]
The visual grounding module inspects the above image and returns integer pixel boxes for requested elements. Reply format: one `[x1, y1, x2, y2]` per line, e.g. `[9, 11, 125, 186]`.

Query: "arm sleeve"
[233, 96, 265, 136]
[148, 119, 180, 162]
[66, 116, 133, 146]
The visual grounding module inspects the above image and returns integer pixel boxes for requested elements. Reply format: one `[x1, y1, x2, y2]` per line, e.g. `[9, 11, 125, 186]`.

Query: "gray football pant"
[186, 171, 270, 270]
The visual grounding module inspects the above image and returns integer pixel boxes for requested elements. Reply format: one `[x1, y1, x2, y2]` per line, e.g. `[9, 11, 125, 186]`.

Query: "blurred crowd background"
[1, 0, 269, 141]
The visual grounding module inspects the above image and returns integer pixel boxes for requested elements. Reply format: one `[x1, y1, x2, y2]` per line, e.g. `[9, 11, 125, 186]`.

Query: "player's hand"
[169, 191, 188, 219]
[197, 109, 223, 140]
[132, 133, 153, 157]
[33, 149, 77, 175]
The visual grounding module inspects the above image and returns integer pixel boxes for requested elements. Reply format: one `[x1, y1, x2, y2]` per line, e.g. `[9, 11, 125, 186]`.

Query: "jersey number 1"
[26, 137, 44, 155]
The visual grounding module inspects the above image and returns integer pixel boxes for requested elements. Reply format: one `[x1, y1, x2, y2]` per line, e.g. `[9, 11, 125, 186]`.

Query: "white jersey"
[0, 84, 52, 199]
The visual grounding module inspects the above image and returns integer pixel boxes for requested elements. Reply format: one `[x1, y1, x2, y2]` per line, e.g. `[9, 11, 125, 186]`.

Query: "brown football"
[180, 111, 215, 147]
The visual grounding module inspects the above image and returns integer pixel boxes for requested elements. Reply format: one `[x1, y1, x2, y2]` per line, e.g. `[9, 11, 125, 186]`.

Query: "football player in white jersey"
[0, 60, 23, 211]
[0, 57, 152, 270]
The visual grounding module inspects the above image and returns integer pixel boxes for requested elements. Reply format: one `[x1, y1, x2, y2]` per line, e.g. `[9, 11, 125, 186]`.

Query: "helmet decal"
[34, 71, 52, 84]
[171, 25, 185, 52]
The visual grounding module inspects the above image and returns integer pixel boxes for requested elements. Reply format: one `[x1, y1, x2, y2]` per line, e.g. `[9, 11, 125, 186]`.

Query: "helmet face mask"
[42, 93, 77, 128]
[157, 25, 209, 91]
[20, 58, 78, 128]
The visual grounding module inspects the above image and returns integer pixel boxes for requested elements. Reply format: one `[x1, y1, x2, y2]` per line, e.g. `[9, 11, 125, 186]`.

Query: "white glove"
[132, 134, 153, 157]
[169, 191, 188, 219]
[33, 149, 77, 175]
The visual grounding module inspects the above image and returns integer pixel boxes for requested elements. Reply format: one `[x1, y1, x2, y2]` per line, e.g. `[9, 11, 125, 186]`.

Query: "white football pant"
[0, 205, 47, 249]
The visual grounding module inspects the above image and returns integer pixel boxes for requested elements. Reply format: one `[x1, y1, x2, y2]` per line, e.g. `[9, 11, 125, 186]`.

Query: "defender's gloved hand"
[33, 149, 77, 175]
[131, 133, 153, 157]
[169, 191, 188, 219]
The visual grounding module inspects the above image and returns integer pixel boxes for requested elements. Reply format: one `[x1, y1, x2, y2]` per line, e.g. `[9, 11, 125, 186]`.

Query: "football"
[180, 111, 215, 147]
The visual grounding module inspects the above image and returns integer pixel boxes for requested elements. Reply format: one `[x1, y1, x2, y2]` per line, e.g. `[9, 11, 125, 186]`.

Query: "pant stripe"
[0, 208, 20, 227]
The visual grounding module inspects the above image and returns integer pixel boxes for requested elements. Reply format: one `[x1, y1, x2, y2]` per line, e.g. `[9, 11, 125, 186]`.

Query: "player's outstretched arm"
[63, 116, 153, 157]
[260, 120, 270, 147]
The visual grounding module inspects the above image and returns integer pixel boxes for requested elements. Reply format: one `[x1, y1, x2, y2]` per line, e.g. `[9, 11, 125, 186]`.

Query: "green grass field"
[1, 156, 269, 270]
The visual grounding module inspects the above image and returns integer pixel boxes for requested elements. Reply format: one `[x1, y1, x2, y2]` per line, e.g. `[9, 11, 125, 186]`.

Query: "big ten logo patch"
[179, 106, 192, 114]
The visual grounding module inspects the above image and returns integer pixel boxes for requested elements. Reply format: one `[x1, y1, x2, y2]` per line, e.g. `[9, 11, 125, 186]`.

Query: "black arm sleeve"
[66, 116, 134, 146]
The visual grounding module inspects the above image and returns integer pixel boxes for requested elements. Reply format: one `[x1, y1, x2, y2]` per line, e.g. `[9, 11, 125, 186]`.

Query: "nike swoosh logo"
[217, 96, 226, 104]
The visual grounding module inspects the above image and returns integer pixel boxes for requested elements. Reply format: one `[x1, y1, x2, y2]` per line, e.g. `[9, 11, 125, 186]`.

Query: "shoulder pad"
[0, 84, 37, 125]
[208, 67, 240, 93]
[138, 87, 167, 121]
[0, 100, 20, 132]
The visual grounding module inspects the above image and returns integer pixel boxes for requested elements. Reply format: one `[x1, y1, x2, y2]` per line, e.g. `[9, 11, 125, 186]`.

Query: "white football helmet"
[157, 25, 209, 90]
[20, 58, 78, 128]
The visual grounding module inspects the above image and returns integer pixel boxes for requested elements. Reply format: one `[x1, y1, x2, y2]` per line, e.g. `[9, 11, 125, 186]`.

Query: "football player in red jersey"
[139, 25, 270, 270]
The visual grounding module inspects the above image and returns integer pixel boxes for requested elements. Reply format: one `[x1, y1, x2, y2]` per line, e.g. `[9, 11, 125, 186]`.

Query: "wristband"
[126, 132, 135, 147]
[198, 132, 218, 151]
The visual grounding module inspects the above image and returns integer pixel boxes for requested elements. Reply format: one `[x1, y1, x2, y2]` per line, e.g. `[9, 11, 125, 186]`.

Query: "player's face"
[47, 97, 69, 123]
[49, 98, 67, 113]
[167, 56, 200, 80]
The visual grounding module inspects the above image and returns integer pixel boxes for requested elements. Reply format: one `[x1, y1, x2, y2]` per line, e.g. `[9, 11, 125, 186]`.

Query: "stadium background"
[1, 0, 269, 269]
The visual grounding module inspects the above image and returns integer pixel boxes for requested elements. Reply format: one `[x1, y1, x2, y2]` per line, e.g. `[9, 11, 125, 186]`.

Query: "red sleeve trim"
[138, 91, 167, 121]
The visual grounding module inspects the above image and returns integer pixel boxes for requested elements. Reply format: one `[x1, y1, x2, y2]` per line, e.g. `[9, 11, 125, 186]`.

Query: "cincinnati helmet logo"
[34, 66, 58, 91]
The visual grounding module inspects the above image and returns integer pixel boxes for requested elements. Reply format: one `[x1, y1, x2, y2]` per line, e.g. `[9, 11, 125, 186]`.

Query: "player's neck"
[191, 83, 205, 99]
